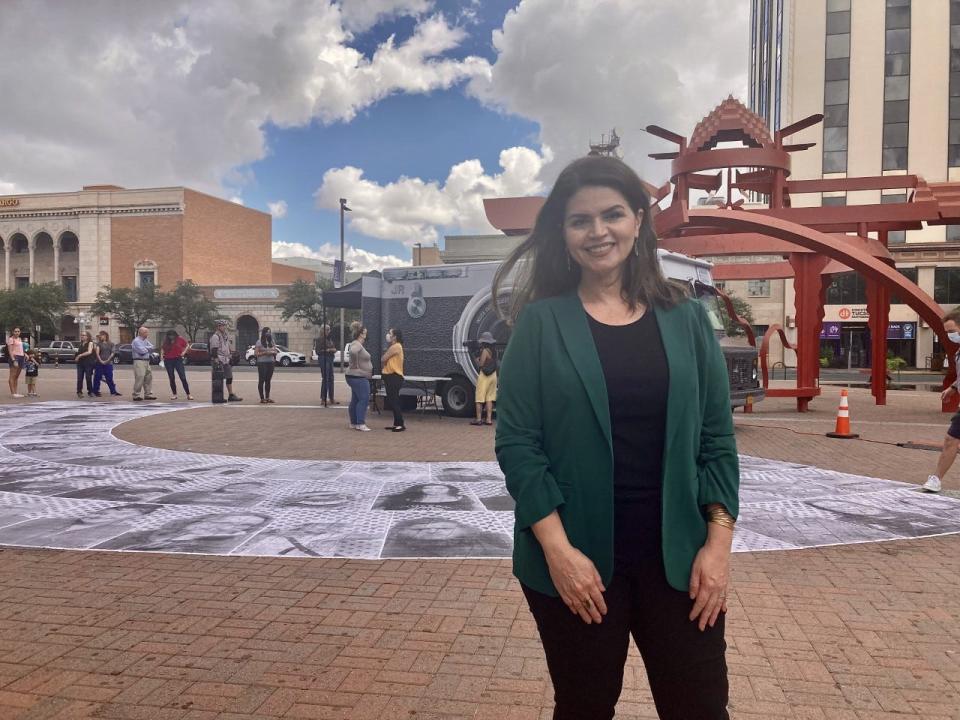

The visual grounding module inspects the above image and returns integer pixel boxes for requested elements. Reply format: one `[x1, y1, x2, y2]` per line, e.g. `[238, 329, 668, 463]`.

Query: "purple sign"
[820, 322, 916, 340]
[820, 323, 842, 339]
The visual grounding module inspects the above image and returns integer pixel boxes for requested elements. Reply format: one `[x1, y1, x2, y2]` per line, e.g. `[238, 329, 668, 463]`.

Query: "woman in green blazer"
[494, 156, 739, 720]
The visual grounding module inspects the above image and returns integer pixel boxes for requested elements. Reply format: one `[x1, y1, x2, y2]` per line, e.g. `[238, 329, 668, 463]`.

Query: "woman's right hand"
[543, 544, 608, 624]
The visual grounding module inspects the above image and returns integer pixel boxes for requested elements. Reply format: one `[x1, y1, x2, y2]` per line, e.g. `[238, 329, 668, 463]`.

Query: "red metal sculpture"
[484, 97, 960, 412]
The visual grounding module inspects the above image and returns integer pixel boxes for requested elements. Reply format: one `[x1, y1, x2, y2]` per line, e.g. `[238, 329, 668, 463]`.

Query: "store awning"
[322, 277, 362, 309]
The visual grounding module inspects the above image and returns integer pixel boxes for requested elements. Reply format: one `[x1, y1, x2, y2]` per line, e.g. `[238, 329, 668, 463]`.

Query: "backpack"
[480, 348, 498, 376]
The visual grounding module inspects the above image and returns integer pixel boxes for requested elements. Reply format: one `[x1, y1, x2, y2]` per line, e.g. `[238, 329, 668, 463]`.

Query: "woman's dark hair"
[260, 327, 274, 347]
[162, 329, 177, 352]
[492, 155, 683, 322]
[389, 328, 403, 344]
[350, 321, 366, 340]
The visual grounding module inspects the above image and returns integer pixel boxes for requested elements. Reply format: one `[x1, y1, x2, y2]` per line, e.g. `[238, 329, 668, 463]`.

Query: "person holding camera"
[471, 331, 497, 426]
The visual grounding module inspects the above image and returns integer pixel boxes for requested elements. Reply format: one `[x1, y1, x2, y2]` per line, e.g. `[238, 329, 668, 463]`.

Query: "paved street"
[0, 376, 958, 719]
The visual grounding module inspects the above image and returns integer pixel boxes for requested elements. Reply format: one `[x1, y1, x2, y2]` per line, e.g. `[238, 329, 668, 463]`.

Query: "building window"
[747, 279, 771, 297]
[935, 266, 960, 304]
[822, 194, 847, 206]
[947, 225, 960, 241]
[882, 0, 910, 171]
[138, 271, 155, 288]
[714, 280, 727, 292]
[62, 276, 78, 303]
[15, 277, 29, 290]
[750, 0, 785, 131]
[12, 235, 28, 253]
[823, 0, 851, 173]
[881, 193, 907, 243]
[951, 5, 960, 165]
[826, 272, 867, 305]
[891, 266, 918, 304]
[274, 332, 289, 348]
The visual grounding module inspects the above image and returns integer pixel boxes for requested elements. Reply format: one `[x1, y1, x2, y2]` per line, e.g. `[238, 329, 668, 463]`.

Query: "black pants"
[257, 362, 275, 400]
[165, 357, 190, 395]
[320, 354, 335, 403]
[383, 373, 404, 427]
[76, 363, 94, 395]
[522, 556, 729, 720]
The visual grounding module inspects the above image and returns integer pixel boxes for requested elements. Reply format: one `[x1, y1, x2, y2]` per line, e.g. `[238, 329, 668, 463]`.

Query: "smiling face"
[563, 186, 642, 283]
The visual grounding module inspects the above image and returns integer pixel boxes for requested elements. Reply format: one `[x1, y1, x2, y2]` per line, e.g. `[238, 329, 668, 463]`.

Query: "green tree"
[0, 283, 67, 339]
[90, 285, 162, 333]
[277, 278, 332, 328]
[159, 280, 219, 341]
[721, 292, 755, 338]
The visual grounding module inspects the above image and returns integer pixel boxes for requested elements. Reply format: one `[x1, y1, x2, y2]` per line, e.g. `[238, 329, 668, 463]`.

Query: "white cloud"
[313, 145, 550, 245]
[229, 196, 245, 205]
[339, 0, 433, 32]
[267, 200, 288, 218]
[470, 0, 750, 184]
[272, 240, 408, 272]
[0, 1, 490, 195]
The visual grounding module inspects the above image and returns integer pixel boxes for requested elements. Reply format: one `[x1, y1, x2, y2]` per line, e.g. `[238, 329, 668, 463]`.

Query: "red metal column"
[866, 279, 889, 405]
[789, 252, 829, 412]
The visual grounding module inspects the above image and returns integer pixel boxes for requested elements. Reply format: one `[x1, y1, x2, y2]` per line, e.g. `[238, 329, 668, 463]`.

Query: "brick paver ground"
[2, 371, 959, 718]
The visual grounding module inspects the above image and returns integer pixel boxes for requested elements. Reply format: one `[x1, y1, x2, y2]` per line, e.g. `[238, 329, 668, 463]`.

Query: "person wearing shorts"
[6, 327, 25, 398]
[24, 350, 39, 397]
[926, 308, 960, 493]
[472, 331, 498, 427]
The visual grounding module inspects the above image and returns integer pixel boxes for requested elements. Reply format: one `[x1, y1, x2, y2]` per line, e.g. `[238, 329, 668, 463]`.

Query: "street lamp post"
[339, 198, 351, 369]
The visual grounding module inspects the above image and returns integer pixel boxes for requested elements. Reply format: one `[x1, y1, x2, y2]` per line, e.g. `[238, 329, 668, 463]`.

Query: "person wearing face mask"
[381, 327, 405, 432]
[925, 309, 960, 493]
[254, 327, 279, 404]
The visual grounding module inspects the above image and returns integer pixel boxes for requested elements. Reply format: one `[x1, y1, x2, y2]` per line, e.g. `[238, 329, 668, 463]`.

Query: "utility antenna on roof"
[588, 128, 621, 157]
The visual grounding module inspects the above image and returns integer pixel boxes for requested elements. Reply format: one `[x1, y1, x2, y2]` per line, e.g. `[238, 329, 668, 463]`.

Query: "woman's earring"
[634, 237, 641, 257]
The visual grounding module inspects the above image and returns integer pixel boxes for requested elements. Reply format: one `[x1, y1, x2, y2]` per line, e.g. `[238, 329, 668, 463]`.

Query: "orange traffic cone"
[826, 388, 859, 439]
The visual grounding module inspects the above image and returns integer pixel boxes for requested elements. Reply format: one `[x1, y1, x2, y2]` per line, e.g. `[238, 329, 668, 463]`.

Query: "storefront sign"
[213, 288, 279, 300]
[0, 198, 19, 207]
[99, 316, 109, 326]
[820, 322, 916, 340]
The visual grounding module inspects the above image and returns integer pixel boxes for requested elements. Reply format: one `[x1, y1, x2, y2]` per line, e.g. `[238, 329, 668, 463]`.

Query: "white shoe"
[922, 475, 942, 493]
[170, 395, 178, 400]
[11, 394, 24, 398]
[356, 424, 371, 432]
[349, 423, 357, 429]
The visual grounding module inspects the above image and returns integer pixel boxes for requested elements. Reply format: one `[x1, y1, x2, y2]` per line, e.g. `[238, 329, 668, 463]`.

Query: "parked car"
[181, 342, 211, 365]
[38, 340, 78, 363]
[113, 344, 161, 365]
[311, 347, 350, 366]
[245, 345, 306, 367]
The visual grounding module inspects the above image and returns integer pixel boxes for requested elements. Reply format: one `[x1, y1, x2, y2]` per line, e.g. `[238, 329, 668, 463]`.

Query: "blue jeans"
[93, 363, 118, 394]
[164, 357, 190, 395]
[320, 354, 335, 403]
[346, 375, 370, 426]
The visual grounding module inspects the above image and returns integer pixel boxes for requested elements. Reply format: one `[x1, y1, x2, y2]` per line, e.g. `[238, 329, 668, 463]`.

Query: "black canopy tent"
[321, 276, 363, 309]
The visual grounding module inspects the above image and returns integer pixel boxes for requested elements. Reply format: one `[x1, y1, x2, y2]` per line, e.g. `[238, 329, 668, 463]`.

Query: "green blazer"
[495, 293, 739, 595]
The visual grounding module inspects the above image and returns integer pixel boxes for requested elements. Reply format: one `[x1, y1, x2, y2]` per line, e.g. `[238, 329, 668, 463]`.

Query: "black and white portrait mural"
[0, 402, 957, 559]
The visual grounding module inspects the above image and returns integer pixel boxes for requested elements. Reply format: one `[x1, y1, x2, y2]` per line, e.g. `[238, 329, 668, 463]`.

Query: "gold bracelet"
[705, 505, 736, 531]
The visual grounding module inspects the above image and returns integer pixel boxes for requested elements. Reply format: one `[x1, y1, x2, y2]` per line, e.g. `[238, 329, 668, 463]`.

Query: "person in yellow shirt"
[381, 327, 405, 432]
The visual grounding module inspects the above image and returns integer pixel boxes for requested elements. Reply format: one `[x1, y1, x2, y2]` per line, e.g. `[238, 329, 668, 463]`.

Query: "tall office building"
[744, 0, 960, 369]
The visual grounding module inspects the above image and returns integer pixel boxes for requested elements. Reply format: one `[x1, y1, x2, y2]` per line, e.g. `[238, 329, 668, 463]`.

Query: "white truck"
[360, 250, 763, 416]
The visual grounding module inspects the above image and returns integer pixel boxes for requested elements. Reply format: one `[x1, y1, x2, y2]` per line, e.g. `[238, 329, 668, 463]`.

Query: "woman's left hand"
[688, 540, 731, 631]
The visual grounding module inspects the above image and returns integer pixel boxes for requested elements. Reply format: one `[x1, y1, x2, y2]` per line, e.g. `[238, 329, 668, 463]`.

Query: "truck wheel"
[280, 356, 291, 367]
[112, 355, 120, 365]
[41, 354, 50, 363]
[440, 376, 474, 417]
[248, 356, 257, 366]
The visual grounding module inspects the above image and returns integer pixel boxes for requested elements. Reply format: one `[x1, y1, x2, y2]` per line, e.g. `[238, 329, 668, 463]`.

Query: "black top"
[587, 310, 669, 564]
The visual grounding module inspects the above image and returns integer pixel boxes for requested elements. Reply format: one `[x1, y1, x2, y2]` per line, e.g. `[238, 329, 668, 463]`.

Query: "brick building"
[0, 185, 319, 355]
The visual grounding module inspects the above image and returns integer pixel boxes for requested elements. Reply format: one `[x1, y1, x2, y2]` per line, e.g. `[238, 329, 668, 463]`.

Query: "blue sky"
[0, 0, 748, 271]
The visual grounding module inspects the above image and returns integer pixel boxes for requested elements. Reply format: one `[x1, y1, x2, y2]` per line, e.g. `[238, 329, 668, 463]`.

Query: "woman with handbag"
[161, 329, 193, 400]
[471, 331, 497, 426]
